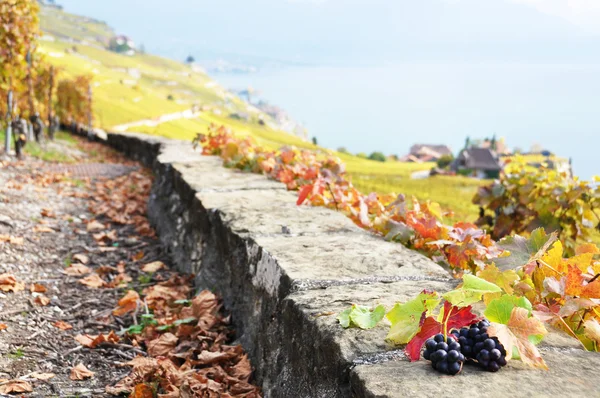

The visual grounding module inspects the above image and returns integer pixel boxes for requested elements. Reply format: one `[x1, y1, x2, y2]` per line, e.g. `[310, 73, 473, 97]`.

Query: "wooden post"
[47, 65, 55, 140]
[87, 83, 93, 138]
[4, 90, 12, 154]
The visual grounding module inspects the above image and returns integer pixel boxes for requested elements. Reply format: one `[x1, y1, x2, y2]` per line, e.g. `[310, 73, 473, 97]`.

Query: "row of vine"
[193, 125, 600, 370]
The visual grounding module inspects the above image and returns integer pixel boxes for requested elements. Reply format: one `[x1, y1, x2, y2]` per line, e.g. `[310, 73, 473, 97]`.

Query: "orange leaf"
[0, 273, 25, 292]
[32, 225, 54, 233]
[64, 263, 92, 276]
[0, 323, 7, 331]
[141, 261, 165, 273]
[30, 283, 47, 293]
[130, 384, 155, 398]
[75, 331, 119, 348]
[53, 320, 73, 330]
[0, 380, 33, 394]
[70, 363, 94, 380]
[34, 295, 50, 306]
[79, 274, 106, 289]
[86, 220, 105, 232]
[72, 253, 89, 264]
[489, 307, 548, 369]
[147, 333, 178, 357]
[31, 372, 55, 380]
[132, 251, 145, 261]
[0, 235, 24, 245]
[113, 290, 140, 317]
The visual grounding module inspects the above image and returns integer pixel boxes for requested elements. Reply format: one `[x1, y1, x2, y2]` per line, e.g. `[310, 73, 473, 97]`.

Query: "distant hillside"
[37, 3, 484, 224]
[37, 3, 312, 151]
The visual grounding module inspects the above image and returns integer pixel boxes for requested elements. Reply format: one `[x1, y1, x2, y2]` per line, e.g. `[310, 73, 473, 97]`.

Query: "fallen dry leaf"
[129, 383, 154, 398]
[53, 320, 73, 330]
[79, 273, 106, 288]
[93, 230, 117, 244]
[113, 290, 140, 317]
[41, 208, 56, 218]
[86, 220, 105, 232]
[141, 261, 165, 273]
[147, 333, 178, 357]
[0, 380, 33, 394]
[0, 235, 24, 245]
[0, 323, 7, 331]
[72, 253, 89, 264]
[34, 295, 51, 306]
[32, 225, 54, 233]
[70, 363, 94, 380]
[31, 372, 55, 381]
[75, 331, 120, 348]
[64, 263, 92, 276]
[30, 283, 47, 293]
[132, 251, 145, 261]
[0, 273, 25, 292]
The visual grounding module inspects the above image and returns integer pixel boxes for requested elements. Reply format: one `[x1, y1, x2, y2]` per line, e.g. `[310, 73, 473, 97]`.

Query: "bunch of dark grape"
[422, 333, 465, 375]
[450, 319, 508, 372]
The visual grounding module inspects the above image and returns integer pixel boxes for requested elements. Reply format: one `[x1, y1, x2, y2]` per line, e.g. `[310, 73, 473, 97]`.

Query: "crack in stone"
[292, 275, 457, 291]
[352, 349, 407, 367]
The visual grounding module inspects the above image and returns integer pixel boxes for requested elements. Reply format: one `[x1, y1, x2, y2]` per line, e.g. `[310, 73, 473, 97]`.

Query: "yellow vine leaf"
[489, 307, 548, 370]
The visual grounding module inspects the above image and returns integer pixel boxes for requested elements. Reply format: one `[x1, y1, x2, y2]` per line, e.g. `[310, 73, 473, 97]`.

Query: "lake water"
[215, 63, 600, 179]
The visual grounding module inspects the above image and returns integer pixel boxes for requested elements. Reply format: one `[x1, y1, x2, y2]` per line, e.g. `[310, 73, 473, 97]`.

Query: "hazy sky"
[56, 0, 600, 63]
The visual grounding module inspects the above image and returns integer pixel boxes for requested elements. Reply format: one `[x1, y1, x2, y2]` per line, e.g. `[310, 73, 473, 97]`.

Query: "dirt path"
[111, 109, 202, 133]
[0, 137, 260, 397]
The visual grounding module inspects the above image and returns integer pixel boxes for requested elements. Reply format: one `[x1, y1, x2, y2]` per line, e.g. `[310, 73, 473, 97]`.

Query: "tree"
[368, 151, 387, 162]
[185, 55, 195, 64]
[337, 147, 348, 154]
[436, 154, 454, 169]
[312, 136, 318, 145]
[0, 0, 40, 150]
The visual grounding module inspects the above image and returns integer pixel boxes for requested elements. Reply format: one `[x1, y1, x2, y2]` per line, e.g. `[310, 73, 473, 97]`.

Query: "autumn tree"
[0, 0, 40, 114]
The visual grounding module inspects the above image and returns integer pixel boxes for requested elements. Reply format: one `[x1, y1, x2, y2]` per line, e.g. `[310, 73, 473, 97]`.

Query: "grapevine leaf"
[484, 294, 532, 324]
[338, 308, 351, 328]
[495, 228, 558, 271]
[351, 304, 386, 329]
[565, 265, 600, 298]
[385, 291, 440, 344]
[338, 305, 385, 330]
[488, 307, 548, 369]
[438, 300, 480, 331]
[384, 220, 415, 244]
[443, 274, 501, 306]
[406, 301, 479, 361]
[405, 316, 441, 361]
[477, 264, 520, 295]
[297, 184, 313, 206]
[583, 319, 600, 347]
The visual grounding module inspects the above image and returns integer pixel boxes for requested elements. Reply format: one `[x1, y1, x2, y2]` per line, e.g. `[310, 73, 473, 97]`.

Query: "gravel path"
[0, 137, 260, 397]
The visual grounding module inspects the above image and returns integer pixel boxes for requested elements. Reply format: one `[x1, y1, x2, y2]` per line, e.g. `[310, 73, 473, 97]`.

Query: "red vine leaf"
[405, 301, 479, 361]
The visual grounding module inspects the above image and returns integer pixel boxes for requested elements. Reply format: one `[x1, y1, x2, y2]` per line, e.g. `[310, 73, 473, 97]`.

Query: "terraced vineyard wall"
[70, 127, 600, 398]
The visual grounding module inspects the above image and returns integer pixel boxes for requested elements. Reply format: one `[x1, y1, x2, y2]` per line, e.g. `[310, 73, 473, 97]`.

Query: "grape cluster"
[422, 333, 465, 375]
[450, 319, 508, 372]
[422, 319, 508, 375]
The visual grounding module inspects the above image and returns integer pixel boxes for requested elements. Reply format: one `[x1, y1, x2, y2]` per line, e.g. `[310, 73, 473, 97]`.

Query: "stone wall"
[76, 128, 600, 397]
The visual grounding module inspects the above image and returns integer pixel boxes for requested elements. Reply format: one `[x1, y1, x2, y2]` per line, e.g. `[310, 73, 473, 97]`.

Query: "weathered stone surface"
[350, 349, 600, 397]
[268, 280, 457, 397]
[197, 189, 362, 236]
[174, 161, 287, 192]
[89, 129, 600, 398]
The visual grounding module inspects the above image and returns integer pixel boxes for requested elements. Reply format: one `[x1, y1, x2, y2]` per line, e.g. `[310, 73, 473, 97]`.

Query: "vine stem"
[326, 182, 339, 211]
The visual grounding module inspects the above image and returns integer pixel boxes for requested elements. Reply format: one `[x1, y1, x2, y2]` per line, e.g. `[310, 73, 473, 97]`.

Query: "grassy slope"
[38, 5, 479, 221]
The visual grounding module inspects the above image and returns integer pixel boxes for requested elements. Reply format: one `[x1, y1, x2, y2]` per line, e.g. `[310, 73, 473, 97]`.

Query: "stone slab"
[198, 189, 362, 237]
[350, 348, 600, 398]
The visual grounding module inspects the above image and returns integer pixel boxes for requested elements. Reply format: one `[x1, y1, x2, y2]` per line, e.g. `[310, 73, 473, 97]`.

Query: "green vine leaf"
[442, 274, 501, 306]
[495, 228, 558, 271]
[385, 290, 440, 345]
[338, 304, 386, 330]
[484, 294, 532, 324]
